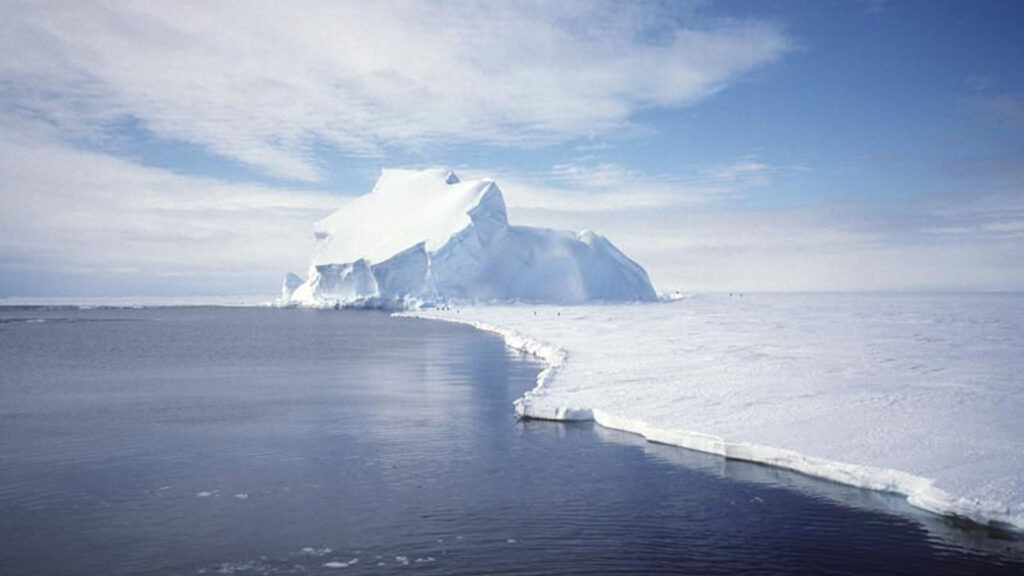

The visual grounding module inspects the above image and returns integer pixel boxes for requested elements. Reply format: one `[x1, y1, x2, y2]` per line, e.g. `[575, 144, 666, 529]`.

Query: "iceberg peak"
[312, 168, 505, 266]
[282, 168, 656, 308]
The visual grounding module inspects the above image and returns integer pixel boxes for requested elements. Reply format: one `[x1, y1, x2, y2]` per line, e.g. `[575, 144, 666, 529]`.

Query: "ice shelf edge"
[396, 310, 1023, 533]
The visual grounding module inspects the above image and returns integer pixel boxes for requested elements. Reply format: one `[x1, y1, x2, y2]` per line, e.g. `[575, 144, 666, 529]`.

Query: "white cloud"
[487, 164, 694, 212]
[462, 158, 806, 213]
[0, 0, 791, 181]
[0, 121, 340, 295]
[701, 160, 773, 186]
[983, 221, 1024, 234]
[503, 170, 1024, 293]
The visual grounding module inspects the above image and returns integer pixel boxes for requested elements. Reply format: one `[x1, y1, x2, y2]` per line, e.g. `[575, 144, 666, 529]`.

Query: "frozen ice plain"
[404, 293, 1024, 532]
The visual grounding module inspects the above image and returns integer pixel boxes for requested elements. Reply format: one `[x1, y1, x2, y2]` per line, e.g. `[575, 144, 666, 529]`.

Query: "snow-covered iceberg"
[281, 168, 656, 307]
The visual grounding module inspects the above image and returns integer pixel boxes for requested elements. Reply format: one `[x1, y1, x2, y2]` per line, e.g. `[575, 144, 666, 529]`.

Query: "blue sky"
[1, 0, 1022, 296]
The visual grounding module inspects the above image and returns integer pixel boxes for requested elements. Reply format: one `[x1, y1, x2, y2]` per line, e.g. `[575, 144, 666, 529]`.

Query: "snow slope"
[282, 168, 655, 307]
[404, 293, 1024, 531]
[311, 168, 496, 266]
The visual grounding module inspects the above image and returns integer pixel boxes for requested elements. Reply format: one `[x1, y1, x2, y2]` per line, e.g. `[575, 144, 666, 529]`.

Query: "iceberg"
[281, 168, 656, 307]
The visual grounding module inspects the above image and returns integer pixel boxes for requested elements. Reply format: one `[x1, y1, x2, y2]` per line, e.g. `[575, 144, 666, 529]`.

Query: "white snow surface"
[404, 293, 1024, 531]
[312, 168, 497, 265]
[283, 168, 656, 307]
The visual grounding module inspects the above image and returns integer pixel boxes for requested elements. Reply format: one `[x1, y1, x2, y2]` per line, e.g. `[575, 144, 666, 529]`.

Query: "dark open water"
[0, 306, 1021, 575]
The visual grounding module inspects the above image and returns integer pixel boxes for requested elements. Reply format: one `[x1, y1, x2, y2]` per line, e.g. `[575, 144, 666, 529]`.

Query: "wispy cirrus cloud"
[0, 0, 791, 181]
[464, 158, 810, 213]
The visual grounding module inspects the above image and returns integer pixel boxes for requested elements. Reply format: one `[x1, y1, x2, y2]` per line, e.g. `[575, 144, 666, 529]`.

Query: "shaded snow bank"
[402, 293, 1024, 532]
[281, 168, 655, 308]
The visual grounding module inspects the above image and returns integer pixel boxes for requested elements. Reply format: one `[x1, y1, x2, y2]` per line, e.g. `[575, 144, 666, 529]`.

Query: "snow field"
[403, 293, 1024, 531]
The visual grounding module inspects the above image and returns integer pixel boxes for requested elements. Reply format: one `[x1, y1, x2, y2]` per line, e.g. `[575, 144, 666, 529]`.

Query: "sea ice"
[405, 293, 1024, 531]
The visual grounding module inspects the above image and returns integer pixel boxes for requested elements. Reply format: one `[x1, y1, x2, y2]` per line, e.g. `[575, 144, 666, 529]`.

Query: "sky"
[1, 0, 1023, 297]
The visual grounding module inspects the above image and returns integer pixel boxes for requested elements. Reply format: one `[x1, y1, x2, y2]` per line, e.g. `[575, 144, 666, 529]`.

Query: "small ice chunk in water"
[195, 490, 218, 498]
[233, 493, 249, 500]
[323, 558, 358, 568]
[395, 556, 410, 565]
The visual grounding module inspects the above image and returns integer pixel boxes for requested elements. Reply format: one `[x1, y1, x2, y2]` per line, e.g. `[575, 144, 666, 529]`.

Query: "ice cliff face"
[281, 168, 656, 308]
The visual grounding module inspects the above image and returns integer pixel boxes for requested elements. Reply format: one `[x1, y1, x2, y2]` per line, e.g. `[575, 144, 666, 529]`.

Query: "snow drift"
[281, 168, 656, 307]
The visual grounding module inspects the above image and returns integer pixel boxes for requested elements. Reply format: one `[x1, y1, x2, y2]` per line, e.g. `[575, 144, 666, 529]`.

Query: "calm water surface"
[0, 307, 1021, 575]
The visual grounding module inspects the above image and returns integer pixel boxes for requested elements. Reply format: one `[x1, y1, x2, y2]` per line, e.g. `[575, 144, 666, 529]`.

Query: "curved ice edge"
[395, 311, 1023, 534]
